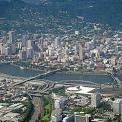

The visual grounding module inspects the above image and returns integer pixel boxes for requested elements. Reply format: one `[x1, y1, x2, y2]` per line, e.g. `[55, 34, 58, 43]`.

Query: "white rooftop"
[114, 99, 122, 103]
[4, 112, 20, 118]
[66, 86, 95, 95]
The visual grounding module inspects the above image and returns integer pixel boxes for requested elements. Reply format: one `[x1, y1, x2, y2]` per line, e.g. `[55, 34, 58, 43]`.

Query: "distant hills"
[0, 0, 122, 30]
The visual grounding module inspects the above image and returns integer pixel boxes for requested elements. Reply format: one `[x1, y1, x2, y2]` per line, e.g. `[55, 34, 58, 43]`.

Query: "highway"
[29, 81, 56, 97]
[29, 97, 41, 122]
[10, 68, 120, 97]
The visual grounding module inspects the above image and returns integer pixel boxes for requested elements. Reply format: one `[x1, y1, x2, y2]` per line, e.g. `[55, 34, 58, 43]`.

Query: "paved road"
[29, 97, 42, 122]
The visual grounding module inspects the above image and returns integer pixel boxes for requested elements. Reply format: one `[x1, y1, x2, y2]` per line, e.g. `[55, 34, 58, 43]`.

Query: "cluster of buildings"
[0, 30, 121, 73]
[51, 89, 102, 122]
[0, 31, 16, 56]
[0, 31, 86, 67]
[51, 110, 91, 122]
[0, 78, 24, 122]
[0, 95, 28, 122]
[50, 84, 122, 122]
[0, 1, 121, 121]
[0, 75, 46, 122]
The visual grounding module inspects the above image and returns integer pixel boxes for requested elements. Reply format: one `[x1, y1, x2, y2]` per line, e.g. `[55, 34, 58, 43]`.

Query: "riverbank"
[0, 63, 42, 78]
[0, 72, 26, 82]
[66, 70, 109, 75]
[0, 63, 117, 84]
[1, 62, 110, 76]
[10, 63, 44, 72]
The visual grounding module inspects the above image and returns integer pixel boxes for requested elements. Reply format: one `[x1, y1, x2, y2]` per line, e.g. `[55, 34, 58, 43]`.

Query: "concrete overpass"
[107, 72, 120, 84]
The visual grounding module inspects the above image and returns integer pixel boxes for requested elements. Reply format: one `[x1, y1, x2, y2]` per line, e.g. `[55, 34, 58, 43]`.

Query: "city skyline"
[0, 0, 122, 122]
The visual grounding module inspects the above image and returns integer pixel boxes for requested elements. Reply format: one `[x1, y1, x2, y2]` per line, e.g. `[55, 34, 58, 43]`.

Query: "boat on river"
[20, 66, 24, 70]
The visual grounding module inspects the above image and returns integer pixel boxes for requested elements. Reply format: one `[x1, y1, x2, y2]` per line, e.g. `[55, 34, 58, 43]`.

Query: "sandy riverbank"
[0, 73, 26, 82]
[0, 73, 45, 86]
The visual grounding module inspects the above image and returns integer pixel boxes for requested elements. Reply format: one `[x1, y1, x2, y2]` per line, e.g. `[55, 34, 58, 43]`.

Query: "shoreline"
[0, 73, 45, 85]
[65, 70, 109, 75]
[0, 71, 115, 85]
[0, 72, 26, 82]
[1, 63, 111, 76]
[0, 63, 120, 84]
[0, 63, 43, 72]
[10, 63, 44, 72]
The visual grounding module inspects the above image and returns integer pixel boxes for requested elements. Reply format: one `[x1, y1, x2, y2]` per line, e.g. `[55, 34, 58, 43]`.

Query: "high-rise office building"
[0, 43, 5, 55]
[27, 40, 35, 48]
[27, 48, 33, 59]
[79, 42, 85, 62]
[22, 35, 28, 47]
[111, 56, 116, 66]
[8, 31, 15, 44]
[19, 50, 27, 60]
[91, 93, 101, 108]
[27, 40, 32, 48]
[4, 46, 12, 56]
[17, 42, 22, 49]
[54, 37, 60, 48]
[11, 43, 16, 54]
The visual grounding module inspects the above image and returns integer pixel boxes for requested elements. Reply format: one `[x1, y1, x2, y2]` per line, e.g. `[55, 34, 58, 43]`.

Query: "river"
[0, 64, 121, 84]
[0, 64, 42, 77]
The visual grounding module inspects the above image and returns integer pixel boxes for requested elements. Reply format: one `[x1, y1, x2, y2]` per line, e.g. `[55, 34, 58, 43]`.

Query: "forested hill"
[0, 0, 122, 31]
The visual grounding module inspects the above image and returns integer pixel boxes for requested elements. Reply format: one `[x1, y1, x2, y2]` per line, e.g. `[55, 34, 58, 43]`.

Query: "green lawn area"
[51, 86, 65, 95]
[42, 114, 50, 122]
[71, 106, 93, 114]
[41, 95, 53, 122]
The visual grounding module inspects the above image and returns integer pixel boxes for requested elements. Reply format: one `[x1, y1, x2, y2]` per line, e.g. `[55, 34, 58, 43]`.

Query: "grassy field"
[41, 95, 53, 122]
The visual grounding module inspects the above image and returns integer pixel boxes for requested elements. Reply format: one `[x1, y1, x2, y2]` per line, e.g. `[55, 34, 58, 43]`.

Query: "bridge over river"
[106, 71, 121, 84]
[12, 69, 61, 87]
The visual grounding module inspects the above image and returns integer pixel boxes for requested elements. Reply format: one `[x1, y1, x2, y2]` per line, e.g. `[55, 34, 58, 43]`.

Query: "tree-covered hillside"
[0, 0, 122, 32]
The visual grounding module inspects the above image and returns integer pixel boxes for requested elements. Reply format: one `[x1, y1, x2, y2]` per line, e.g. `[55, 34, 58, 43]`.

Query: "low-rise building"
[74, 112, 91, 122]
[113, 99, 122, 114]
[63, 115, 74, 122]
[51, 109, 62, 122]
